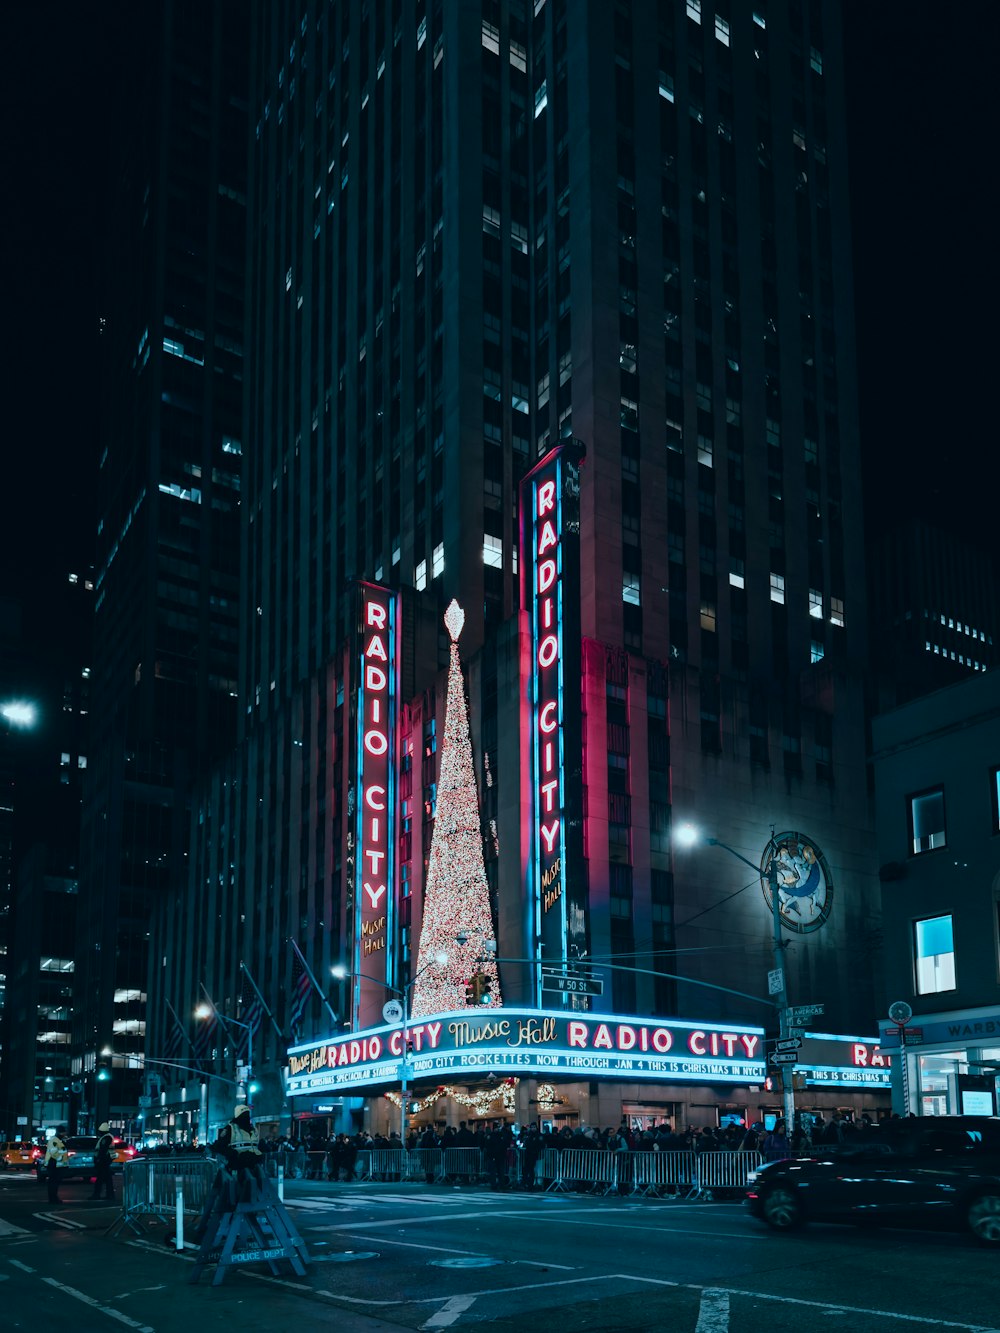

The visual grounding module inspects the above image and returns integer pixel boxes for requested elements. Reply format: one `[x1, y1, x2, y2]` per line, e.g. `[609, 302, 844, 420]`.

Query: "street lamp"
[0, 700, 39, 729]
[332, 952, 449, 1146]
[674, 823, 796, 1134]
[195, 996, 254, 1102]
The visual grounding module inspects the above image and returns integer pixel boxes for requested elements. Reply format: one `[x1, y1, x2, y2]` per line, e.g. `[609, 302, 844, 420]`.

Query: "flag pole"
[291, 938, 338, 1025]
[240, 960, 284, 1039]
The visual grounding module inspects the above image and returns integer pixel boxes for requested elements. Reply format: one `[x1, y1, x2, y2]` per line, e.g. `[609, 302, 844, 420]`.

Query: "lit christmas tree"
[411, 600, 502, 1016]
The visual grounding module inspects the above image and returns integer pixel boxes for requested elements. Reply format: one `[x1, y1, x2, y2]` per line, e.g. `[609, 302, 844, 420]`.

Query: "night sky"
[2, 3, 995, 641]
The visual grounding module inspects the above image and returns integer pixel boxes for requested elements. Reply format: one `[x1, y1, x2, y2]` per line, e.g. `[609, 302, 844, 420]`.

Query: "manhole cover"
[430, 1257, 501, 1269]
[318, 1250, 380, 1263]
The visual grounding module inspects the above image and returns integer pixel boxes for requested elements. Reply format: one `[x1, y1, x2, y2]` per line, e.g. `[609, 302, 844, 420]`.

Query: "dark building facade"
[150, 0, 882, 1139]
[75, 2, 247, 1131]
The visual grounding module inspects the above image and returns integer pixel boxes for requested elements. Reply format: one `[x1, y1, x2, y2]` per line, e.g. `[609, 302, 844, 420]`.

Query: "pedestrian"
[44, 1129, 68, 1204]
[90, 1121, 116, 1201]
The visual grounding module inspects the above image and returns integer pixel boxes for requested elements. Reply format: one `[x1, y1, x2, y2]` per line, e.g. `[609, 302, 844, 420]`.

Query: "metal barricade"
[545, 1148, 618, 1195]
[692, 1150, 763, 1199]
[110, 1156, 219, 1238]
[627, 1151, 697, 1197]
[365, 1149, 407, 1180]
[354, 1150, 373, 1181]
[441, 1147, 484, 1182]
[405, 1148, 444, 1182]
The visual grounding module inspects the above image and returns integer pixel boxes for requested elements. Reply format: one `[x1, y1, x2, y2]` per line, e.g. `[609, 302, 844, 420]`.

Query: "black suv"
[746, 1117, 1000, 1245]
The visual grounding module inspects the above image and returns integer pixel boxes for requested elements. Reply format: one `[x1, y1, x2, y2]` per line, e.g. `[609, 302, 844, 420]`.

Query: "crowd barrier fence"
[110, 1156, 219, 1239]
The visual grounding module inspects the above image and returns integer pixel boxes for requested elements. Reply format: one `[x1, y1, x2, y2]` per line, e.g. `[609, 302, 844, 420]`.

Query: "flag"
[163, 1012, 185, 1061]
[238, 971, 264, 1044]
[289, 948, 314, 1041]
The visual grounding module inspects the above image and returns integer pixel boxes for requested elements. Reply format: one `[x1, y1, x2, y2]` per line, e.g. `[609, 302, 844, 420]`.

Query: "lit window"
[697, 436, 713, 467]
[432, 543, 445, 579]
[810, 641, 825, 664]
[810, 46, 823, 74]
[659, 72, 675, 103]
[483, 535, 503, 569]
[481, 21, 500, 55]
[914, 915, 955, 994]
[715, 15, 730, 45]
[910, 788, 945, 855]
[623, 574, 641, 606]
[729, 558, 745, 588]
[510, 40, 527, 72]
[809, 588, 823, 619]
[534, 80, 547, 117]
[417, 16, 427, 47]
[415, 559, 427, 592]
[830, 596, 845, 627]
[686, 0, 702, 22]
[700, 602, 716, 632]
[770, 573, 785, 605]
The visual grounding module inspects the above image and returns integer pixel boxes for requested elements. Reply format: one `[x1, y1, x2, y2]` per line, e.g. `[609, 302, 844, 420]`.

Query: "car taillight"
[126, 1147, 136, 1157]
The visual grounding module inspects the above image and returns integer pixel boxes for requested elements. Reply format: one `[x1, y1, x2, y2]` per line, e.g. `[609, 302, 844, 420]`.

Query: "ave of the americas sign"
[520, 443, 586, 1003]
[351, 583, 399, 1029]
[287, 1008, 766, 1096]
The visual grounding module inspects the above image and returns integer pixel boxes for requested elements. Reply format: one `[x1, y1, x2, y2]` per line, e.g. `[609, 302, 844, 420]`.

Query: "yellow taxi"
[112, 1138, 138, 1168]
[0, 1141, 42, 1170]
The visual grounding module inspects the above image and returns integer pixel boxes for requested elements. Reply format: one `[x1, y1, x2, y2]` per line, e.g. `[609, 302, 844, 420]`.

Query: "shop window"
[909, 787, 945, 855]
[914, 915, 955, 995]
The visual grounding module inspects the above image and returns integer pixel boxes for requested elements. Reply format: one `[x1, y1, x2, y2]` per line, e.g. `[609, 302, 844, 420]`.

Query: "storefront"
[879, 1005, 1000, 1117]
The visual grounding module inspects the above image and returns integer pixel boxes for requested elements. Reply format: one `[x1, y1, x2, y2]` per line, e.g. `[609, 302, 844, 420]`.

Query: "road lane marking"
[695, 1289, 730, 1333]
[33, 1211, 86, 1230]
[8, 1258, 35, 1272]
[421, 1295, 477, 1329]
[41, 1277, 155, 1332]
[323, 1274, 639, 1307]
[0, 1218, 32, 1238]
[332, 1230, 498, 1258]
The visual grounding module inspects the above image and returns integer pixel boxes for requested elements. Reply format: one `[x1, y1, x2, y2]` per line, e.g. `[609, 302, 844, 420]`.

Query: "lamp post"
[674, 824, 796, 1135]
[195, 998, 255, 1103]
[332, 952, 448, 1147]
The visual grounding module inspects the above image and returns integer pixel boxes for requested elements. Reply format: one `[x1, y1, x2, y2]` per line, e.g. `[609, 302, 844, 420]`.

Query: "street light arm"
[704, 837, 765, 877]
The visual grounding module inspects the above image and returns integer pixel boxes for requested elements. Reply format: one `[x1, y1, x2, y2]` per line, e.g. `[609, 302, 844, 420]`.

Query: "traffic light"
[96, 1062, 111, 1083]
[465, 971, 493, 1006]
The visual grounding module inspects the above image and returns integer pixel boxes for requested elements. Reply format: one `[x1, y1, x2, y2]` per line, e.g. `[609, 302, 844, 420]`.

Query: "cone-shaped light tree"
[410, 600, 502, 1016]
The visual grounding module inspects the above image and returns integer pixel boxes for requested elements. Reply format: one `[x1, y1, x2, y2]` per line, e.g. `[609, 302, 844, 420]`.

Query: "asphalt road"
[1, 1168, 997, 1332]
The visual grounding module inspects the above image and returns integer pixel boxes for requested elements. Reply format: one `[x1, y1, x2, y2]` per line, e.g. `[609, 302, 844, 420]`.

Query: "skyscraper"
[75, 2, 247, 1128]
[155, 0, 882, 1137]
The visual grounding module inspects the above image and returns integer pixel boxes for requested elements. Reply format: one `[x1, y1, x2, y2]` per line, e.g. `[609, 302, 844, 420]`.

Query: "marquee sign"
[352, 583, 399, 1029]
[287, 1007, 767, 1096]
[796, 1033, 892, 1089]
[520, 444, 586, 1003]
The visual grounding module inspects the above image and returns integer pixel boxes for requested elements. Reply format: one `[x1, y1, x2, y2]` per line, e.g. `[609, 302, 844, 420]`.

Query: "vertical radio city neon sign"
[521, 443, 586, 1005]
[352, 583, 399, 1028]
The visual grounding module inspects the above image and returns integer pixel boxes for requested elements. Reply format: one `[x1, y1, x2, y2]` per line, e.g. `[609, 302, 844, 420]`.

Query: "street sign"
[541, 974, 604, 996]
[787, 1003, 824, 1024]
[886, 1025, 924, 1042]
[888, 1000, 913, 1026]
[382, 1000, 404, 1024]
[767, 968, 785, 996]
[775, 1037, 802, 1053]
[771, 1050, 798, 1066]
[786, 1027, 804, 1039]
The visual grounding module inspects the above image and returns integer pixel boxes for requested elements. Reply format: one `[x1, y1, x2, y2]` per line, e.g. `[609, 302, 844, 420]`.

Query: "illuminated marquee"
[352, 583, 399, 1028]
[796, 1033, 892, 1089]
[521, 444, 586, 1002]
[287, 1007, 767, 1095]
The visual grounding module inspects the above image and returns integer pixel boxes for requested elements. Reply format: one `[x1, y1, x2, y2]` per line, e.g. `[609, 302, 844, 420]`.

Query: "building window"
[909, 788, 946, 855]
[830, 596, 845, 627]
[809, 588, 823, 619]
[914, 915, 955, 994]
[622, 573, 641, 606]
[770, 573, 785, 605]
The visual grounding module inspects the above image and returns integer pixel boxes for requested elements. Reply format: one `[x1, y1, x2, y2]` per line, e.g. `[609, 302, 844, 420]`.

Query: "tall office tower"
[153, 0, 879, 1138]
[75, 2, 247, 1130]
[869, 519, 997, 710]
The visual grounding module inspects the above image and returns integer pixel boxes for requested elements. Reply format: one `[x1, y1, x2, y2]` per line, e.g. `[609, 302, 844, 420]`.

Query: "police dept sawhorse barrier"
[107, 1157, 220, 1239]
[190, 1165, 310, 1286]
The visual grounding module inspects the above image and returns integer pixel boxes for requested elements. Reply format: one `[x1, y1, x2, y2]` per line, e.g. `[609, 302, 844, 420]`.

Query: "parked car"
[0, 1141, 41, 1171]
[746, 1116, 1000, 1245]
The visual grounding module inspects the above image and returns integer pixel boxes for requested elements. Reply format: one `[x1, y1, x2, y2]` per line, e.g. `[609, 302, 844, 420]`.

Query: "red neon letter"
[366, 664, 387, 691]
[538, 635, 558, 668]
[365, 785, 386, 811]
[853, 1044, 868, 1067]
[537, 520, 558, 554]
[568, 1022, 588, 1049]
[538, 560, 557, 594]
[367, 602, 387, 628]
[537, 479, 556, 516]
[539, 701, 558, 733]
[689, 1030, 707, 1056]
[364, 729, 388, 755]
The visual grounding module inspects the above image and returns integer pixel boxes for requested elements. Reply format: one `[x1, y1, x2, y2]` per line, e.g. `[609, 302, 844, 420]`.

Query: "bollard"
[175, 1181, 185, 1251]
[277, 1163, 284, 1202]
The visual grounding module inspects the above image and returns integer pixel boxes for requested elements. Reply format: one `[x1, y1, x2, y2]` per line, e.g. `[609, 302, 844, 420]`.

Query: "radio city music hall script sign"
[287, 1008, 766, 1095]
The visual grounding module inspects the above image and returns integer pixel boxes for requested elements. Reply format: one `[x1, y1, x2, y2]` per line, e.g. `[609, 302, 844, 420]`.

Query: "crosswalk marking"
[0, 1218, 32, 1239]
